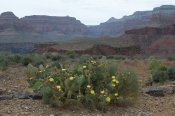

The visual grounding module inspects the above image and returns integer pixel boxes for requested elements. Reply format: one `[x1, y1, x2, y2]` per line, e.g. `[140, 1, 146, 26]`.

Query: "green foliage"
[149, 56, 175, 83]
[0, 59, 8, 71]
[22, 56, 32, 66]
[152, 70, 169, 84]
[107, 55, 127, 60]
[51, 53, 62, 61]
[168, 67, 175, 81]
[148, 56, 162, 71]
[118, 71, 139, 98]
[26, 57, 139, 111]
[66, 51, 77, 59]
[0, 52, 23, 70]
[22, 54, 46, 66]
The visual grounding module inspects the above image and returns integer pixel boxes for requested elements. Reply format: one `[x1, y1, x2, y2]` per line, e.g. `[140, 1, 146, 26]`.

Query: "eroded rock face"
[0, 12, 19, 31]
[93, 5, 175, 36]
[125, 24, 175, 35]
[0, 12, 87, 35]
[21, 15, 87, 33]
[123, 24, 175, 56]
[0, 12, 19, 24]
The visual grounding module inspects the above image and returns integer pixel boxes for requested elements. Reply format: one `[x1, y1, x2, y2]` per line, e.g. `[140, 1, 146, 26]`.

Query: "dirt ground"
[0, 60, 175, 116]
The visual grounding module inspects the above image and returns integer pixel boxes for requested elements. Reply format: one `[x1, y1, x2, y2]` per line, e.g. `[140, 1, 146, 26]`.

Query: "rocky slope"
[121, 24, 175, 56]
[93, 5, 175, 37]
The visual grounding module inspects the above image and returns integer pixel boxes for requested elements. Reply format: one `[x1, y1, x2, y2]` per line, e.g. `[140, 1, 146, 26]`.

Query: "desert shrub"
[167, 67, 175, 81]
[0, 52, 22, 70]
[51, 54, 62, 61]
[5, 54, 22, 64]
[21, 54, 46, 66]
[167, 56, 175, 61]
[31, 54, 46, 66]
[51, 61, 61, 68]
[26, 56, 139, 111]
[152, 70, 169, 84]
[66, 51, 77, 59]
[0, 59, 8, 71]
[114, 55, 127, 60]
[149, 56, 169, 83]
[22, 55, 33, 66]
[117, 71, 139, 98]
[148, 56, 162, 71]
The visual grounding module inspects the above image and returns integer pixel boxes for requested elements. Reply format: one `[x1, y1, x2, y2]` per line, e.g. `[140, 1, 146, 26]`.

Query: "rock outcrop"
[21, 15, 87, 34]
[122, 24, 175, 56]
[92, 5, 175, 37]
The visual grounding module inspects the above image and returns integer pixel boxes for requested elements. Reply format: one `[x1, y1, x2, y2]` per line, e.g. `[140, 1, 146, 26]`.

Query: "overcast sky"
[0, 0, 175, 25]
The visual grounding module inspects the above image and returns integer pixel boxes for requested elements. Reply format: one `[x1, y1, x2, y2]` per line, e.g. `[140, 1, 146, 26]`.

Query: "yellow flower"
[112, 79, 119, 85]
[62, 69, 66, 71]
[100, 90, 105, 94]
[105, 97, 111, 103]
[29, 77, 33, 80]
[115, 80, 119, 84]
[83, 65, 87, 69]
[114, 93, 119, 97]
[112, 76, 115, 79]
[90, 90, 95, 95]
[56, 85, 61, 91]
[69, 76, 75, 81]
[87, 85, 91, 89]
[56, 85, 61, 89]
[112, 83, 116, 87]
[49, 77, 54, 82]
[112, 79, 116, 82]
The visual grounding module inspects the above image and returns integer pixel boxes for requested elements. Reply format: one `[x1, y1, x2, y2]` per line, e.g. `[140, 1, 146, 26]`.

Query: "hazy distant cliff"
[0, 5, 175, 42]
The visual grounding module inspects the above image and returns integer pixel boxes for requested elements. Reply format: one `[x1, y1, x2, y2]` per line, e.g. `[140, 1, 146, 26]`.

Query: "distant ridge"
[0, 5, 175, 42]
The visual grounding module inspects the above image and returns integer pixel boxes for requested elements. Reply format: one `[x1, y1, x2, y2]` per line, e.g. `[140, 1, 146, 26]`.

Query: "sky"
[0, 0, 175, 25]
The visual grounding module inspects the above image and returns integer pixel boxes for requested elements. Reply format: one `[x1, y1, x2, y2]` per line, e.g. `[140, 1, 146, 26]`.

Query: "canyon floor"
[0, 60, 175, 116]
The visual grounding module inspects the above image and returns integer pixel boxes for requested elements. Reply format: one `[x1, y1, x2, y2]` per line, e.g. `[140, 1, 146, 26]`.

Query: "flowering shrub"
[26, 57, 139, 111]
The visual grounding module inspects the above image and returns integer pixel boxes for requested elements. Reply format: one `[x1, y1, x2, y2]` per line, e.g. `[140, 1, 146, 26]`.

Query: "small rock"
[0, 88, 6, 95]
[21, 105, 30, 110]
[49, 114, 54, 116]
[21, 112, 29, 115]
[7, 110, 12, 114]
[143, 87, 164, 97]
[15, 89, 42, 100]
[145, 79, 153, 86]
[163, 85, 175, 94]
[0, 95, 13, 100]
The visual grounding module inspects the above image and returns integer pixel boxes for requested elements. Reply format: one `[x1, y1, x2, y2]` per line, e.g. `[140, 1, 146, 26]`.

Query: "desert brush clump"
[26, 56, 139, 112]
[149, 56, 175, 84]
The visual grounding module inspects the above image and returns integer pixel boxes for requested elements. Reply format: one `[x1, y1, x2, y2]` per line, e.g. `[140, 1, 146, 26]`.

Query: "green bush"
[31, 54, 46, 66]
[168, 67, 175, 81]
[0, 59, 8, 71]
[22, 56, 32, 66]
[66, 51, 77, 59]
[51, 54, 62, 61]
[26, 57, 139, 111]
[152, 70, 169, 83]
[118, 71, 139, 98]
[149, 56, 162, 71]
